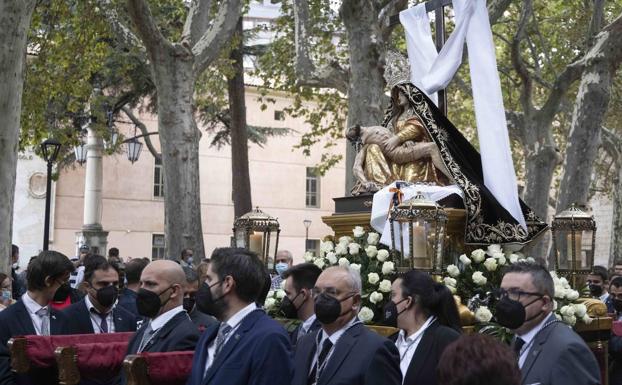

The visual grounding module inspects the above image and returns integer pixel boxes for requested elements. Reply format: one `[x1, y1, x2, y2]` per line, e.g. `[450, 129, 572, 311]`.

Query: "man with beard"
[182, 267, 217, 332]
[63, 255, 137, 334]
[0, 250, 75, 385]
[186, 248, 293, 385]
[125, 260, 198, 354]
[499, 262, 599, 385]
[586, 266, 609, 302]
[280, 263, 322, 346]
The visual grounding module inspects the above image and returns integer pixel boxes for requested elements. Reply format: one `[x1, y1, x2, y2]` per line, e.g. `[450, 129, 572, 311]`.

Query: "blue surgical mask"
[187, 257, 194, 265]
[275, 262, 289, 276]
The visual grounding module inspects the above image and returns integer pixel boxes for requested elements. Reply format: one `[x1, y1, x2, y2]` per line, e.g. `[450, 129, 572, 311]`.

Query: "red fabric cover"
[75, 341, 129, 380]
[613, 320, 622, 336]
[141, 351, 195, 385]
[22, 332, 134, 368]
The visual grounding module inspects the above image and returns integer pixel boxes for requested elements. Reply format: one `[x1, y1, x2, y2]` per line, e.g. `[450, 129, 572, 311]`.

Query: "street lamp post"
[41, 139, 61, 250]
[303, 219, 312, 251]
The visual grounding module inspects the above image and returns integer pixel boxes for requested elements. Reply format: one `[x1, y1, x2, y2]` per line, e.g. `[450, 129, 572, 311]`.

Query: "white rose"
[562, 314, 577, 326]
[367, 232, 380, 245]
[573, 304, 587, 318]
[559, 277, 569, 286]
[335, 244, 348, 256]
[472, 271, 487, 286]
[314, 258, 326, 269]
[459, 254, 472, 266]
[365, 245, 378, 258]
[338, 236, 352, 245]
[582, 314, 593, 324]
[382, 261, 395, 275]
[350, 263, 361, 273]
[377, 249, 390, 262]
[304, 251, 314, 262]
[471, 249, 486, 263]
[509, 254, 519, 264]
[447, 285, 456, 294]
[326, 252, 338, 265]
[379, 280, 392, 293]
[276, 290, 286, 299]
[526, 257, 536, 263]
[348, 243, 361, 255]
[358, 306, 374, 323]
[566, 290, 580, 301]
[552, 300, 558, 311]
[474, 306, 493, 323]
[443, 277, 457, 287]
[368, 273, 380, 285]
[483, 258, 498, 272]
[554, 285, 566, 299]
[486, 244, 503, 256]
[320, 241, 334, 254]
[369, 291, 384, 304]
[560, 305, 575, 317]
[267, 290, 274, 298]
[497, 255, 507, 266]
[352, 226, 365, 238]
[264, 297, 276, 310]
[338, 257, 350, 267]
[446, 264, 460, 278]
[555, 313, 562, 320]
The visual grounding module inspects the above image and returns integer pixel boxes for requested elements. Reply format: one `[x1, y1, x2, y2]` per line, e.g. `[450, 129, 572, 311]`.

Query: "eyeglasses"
[311, 287, 355, 298]
[496, 288, 543, 301]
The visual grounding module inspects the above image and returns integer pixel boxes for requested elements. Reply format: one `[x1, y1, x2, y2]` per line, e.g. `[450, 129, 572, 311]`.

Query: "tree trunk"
[0, 0, 36, 272]
[229, 19, 252, 218]
[151, 52, 206, 261]
[611, 164, 622, 266]
[341, 0, 387, 195]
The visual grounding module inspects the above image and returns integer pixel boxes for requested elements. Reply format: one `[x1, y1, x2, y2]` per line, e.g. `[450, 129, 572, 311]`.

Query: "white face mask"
[1, 289, 11, 301]
[12, 263, 19, 270]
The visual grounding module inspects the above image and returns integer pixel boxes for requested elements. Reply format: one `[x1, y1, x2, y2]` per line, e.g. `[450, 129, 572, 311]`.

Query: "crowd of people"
[0, 244, 613, 385]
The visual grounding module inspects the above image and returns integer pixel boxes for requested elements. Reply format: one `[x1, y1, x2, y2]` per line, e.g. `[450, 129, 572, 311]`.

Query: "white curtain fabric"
[399, 0, 527, 230]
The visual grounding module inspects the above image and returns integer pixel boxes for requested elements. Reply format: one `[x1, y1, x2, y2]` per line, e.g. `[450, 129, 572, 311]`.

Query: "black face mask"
[588, 284, 603, 297]
[136, 286, 173, 319]
[314, 292, 355, 325]
[382, 298, 409, 327]
[195, 281, 227, 319]
[279, 292, 303, 319]
[613, 299, 622, 313]
[495, 296, 543, 329]
[93, 285, 119, 308]
[53, 282, 72, 302]
[183, 296, 196, 313]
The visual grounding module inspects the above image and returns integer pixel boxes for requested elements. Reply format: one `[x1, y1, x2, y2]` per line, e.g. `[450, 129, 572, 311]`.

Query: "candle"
[249, 233, 263, 256]
[566, 233, 582, 269]
[412, 222, 428, 268]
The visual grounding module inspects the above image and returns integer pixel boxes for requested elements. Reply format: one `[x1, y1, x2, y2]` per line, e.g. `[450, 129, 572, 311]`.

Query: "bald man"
[125, 260, 199, 355]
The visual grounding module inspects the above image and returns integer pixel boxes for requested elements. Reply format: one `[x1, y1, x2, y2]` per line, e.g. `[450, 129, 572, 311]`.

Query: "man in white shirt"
[586, 266, 609, 302]
[280, 263, 322, 345]
[499, 262, 599, 385]
[186, 247, 293, 385]
[0, 250, 75, 385]
[291, 266, 401, 385]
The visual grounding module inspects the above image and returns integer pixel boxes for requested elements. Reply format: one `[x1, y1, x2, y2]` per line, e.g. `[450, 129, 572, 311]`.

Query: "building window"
[306, 167, 320, 208]
[154, 157, 164, 198]
[152, 234, 165, 260]
[305, 239, 320, 256]
[274, 110, 285, 121]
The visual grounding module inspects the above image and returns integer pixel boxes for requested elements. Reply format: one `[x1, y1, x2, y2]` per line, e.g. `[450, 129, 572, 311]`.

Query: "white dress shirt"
[309, 316, 360, 379]
[22, 292, 50, 335]
[300, 314, 317, 336]
[204, 302, 258, 372]
[150, 305, 186, 331]
[516, 314, 551, 368]
[395, 316, 435, 382]
[84, 295, 115, 333]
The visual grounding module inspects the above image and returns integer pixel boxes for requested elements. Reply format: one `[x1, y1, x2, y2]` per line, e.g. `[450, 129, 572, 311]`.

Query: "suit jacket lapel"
[144, 312, 185, 352]
[318, 323, 362, 385]
[521, 314, 557, 384]
[403, 320, 438, 384]
[78, 301, 95, 334]
[15, 301, 36, 335]
[113, 309, 127, 331]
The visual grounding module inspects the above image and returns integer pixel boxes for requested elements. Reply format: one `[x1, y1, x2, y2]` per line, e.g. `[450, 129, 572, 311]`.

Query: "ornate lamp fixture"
[232, 207, 280, 268]
[125, 137, 143, 164]
[74, 141, 88, 165]
[389, 192, 448, 275]
[551, 204, 596, 288]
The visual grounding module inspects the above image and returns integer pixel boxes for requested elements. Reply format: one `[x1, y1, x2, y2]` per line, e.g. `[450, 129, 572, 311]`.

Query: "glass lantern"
[551, 204, 596, 288]
[232, 207, 280, 269]
[389, 192, 448, 275]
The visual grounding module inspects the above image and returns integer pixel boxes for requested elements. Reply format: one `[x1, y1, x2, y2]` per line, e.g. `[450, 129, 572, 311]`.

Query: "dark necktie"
[138, 323, 154, 352]
[514, 337, 525, 357]
[91, 309, 109, 333]
[214, 323, 232, 359]
[308, 339, 333, 385]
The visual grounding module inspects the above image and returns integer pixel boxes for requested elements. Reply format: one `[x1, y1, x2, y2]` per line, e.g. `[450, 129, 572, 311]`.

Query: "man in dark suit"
[182, 267, 217, 332]
[292, 266, 401, 385]
[126, 260, 199, 354]
[0, 250, 75, 385]
[186, 248, 293, 385]
[280, 263, 322, 345]
[117, 258, 149, 317]
[63, 255, 137, 334]
[499, 262, 600, 385]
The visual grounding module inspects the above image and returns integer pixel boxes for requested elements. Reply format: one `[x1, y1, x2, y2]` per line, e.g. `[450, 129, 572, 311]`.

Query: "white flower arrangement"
[474, 306, 493, 323]
[304, 252, 315, 262]
[472, 271, 487, 286]
[348, 243, 361, 255]
[446, 264, 460, 278]
[459, 254, 472, 266]
[338, 236, 352, 245]
[365, 245, 378, 258]
[335, 244, 348, 256]
[368, 273, 380, 285]
[378, 279, 392, 293]
[358, 306, 374, 322]
[320, 241, 334, 254]
[264, 297, 277, 310]
[338, 257, 350, 267]
[350, 263, 361, 273]
[382, 261, 395, 275]
[376, 249, 389, 262]
[276, 289, 286, 299]
[326, 252, 338, 265]
[314, 258, 326, 269]
[471, 249, 486, 263]
[483, 258, 498, 272]
[353, 226, 366, 238]
[367, 233, 380, 245]
[369, 291, 384, 304]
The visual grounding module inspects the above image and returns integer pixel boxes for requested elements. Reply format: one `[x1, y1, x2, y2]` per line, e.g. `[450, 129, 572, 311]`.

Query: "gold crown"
[384, 50, 411, 89]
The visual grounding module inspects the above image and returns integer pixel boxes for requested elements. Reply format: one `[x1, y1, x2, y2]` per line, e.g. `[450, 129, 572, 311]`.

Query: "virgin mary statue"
[347, 51, 547, 245]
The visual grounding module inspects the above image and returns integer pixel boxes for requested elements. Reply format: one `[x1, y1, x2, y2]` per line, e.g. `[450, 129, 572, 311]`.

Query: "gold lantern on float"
[389, 192, 448, 276]
[551, 204, 596, 288]
[232, 207, 280, 269]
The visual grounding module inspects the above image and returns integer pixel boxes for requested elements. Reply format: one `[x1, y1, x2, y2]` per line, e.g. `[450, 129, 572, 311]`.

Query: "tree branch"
[182, 0, 214, 46]
[510, 0, 534, 115]
[378, 0, 407, 42]
[292, 0, 349, 93]
[122, 107, 161, 162]
[192, 0, 243, 75]
[126, 0, 171, 55]
[602, 127, 622, 164]
[587, 0, 606, 45]
[98, 0, 145, 51]
[487, 0, 513, 25]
